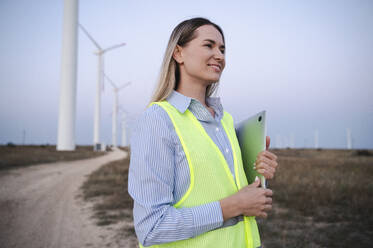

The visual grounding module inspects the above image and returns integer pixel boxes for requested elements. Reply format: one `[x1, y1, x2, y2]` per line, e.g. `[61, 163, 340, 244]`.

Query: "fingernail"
[255, 176, 259, 181]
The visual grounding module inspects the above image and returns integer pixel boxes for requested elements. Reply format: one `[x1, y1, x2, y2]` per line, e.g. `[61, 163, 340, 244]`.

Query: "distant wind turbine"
[346, 128, 352, 149]
[290, 133, 295, 148]
[314, 129, 319, 149]
[22, 129, 26, 145]
[79, 24, 126, 151]
[276, 134, 281, 149]
[118, 106, 129, 147]
[283, 135, 289, 148]
[104, 74, 131, 147]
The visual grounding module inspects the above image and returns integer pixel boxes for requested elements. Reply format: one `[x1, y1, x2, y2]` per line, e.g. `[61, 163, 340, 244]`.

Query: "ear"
[173, 45, 183, 64]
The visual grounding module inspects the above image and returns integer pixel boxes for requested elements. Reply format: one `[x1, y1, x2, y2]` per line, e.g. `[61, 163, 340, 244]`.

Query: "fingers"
[257, 204, 272, 218]
[258, 212, 268, 218]
[264, 189, 273, 197]
[254, 159, 276, 172]
[254, 152, 278, 179]
[247, 178, 261, 188]
[240, 187, 273, 218]
[257, 166, 275, 179]
[258, 150, 278, 161]
[255, 162, 276, 179]
[259, 197, 272, 218]
[255, 156, 277, 170]
[266, 136, 270, 150]
[263, 204, 272, 213]
[263, 203, 272, 211]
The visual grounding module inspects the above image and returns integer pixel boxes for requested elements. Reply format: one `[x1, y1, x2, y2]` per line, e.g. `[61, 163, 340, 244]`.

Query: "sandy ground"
[0, 148, 137, 248]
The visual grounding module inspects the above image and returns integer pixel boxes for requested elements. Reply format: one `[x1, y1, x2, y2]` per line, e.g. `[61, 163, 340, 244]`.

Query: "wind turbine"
[22, 130, 26, 145]
[346, 128, 352, 149]
[290, 133, 295, 148]
[118, 106, 129, 147]
[104, 74, 131, 147]
[79, 24, 126, 151]
[276, 134, 281, 149]
[57, 0, 79, 151]
[283, 135, 289, 148]
[314, 129, 319, 149]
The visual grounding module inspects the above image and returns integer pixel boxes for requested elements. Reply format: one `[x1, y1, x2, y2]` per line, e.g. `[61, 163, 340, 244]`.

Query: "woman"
[128, 17, 278, 248]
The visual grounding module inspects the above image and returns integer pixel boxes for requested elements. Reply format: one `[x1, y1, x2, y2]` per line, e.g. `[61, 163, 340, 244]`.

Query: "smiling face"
[173, 25, 226, 86]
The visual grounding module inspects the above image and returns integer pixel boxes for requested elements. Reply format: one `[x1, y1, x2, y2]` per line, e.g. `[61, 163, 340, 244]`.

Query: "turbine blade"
[102, 43, 126, 54]
[79, 23, 102, 50]
[103, 73, 118, 89]
[118, 82, 131, 91]
[118, 105, 128, 114]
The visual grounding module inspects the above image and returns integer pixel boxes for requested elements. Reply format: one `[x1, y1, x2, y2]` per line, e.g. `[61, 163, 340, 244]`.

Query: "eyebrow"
[203, 39, 225, 49]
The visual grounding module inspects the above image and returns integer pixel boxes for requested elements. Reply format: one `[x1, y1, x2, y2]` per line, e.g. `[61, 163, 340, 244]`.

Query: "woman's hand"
[219, 179, 273, 220]
[254, 136, 278, 179]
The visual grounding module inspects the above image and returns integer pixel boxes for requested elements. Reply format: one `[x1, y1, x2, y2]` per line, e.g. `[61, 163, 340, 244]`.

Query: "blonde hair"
[149, 17, 225, 104]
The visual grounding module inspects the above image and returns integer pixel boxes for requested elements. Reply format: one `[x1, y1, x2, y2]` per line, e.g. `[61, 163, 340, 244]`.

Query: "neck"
[176, 78, 210, 108]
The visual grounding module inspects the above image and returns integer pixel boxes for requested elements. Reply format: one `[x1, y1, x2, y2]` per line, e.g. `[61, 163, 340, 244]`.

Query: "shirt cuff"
[189, 201, 224, 237]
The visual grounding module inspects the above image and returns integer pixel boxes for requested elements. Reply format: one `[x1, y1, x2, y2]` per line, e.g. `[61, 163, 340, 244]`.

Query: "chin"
[203, 74, 221, 83]
[206, 77, 221, 84]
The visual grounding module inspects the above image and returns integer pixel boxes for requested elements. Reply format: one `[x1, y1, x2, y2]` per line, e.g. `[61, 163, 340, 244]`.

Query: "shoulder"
[136, 104, 171, 125]
[131, 104, 175, 140]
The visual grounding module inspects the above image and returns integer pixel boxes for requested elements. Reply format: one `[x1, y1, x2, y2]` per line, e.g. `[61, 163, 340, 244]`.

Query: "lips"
[207, 63, 222, 72]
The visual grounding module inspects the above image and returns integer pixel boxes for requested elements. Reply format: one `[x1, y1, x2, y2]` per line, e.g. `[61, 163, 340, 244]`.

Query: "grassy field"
[82, 148, 373, 247]
[0, 144, 107, 170]
[81, 147, 135, 236]
[258, 148, 373, 247]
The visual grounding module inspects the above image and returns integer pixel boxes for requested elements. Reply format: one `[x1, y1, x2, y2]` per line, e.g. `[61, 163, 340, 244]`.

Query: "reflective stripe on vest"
[139, 101, 261, 248]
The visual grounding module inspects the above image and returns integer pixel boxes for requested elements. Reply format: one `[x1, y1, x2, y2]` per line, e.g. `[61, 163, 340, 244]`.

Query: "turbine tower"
[79, 24, 126, 151]
[346, 128, 352, 149]
[276, 134, 281, 149]
[121, 117, 127, 147]
[104, 74, 131, 147]
[290, 133, 295, 148]
[283, 135, 289, 148]
[119, 107, 129, 147]
[314, 129, 319, 149]
[57, 0, 79, 151]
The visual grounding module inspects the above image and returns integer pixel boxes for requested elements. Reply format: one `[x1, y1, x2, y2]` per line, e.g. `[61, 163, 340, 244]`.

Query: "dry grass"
[259, 148, 373, 248]
[81, 148, 373, 247]
[0, 144, 107, 170]
[81, 147, 134, 235]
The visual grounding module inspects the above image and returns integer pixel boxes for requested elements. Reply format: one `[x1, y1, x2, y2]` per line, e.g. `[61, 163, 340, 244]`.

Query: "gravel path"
[0, 148, 136, 248]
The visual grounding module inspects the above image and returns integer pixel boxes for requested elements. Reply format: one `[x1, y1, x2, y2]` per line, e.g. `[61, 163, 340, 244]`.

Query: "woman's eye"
[204, 44, 212, 48]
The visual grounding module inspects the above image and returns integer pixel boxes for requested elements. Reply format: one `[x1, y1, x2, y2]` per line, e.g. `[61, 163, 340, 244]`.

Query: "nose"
[214, 48, 224, 61]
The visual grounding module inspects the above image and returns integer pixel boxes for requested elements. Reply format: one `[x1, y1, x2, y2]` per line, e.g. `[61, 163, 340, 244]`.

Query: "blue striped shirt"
[128, 90, 246, 246]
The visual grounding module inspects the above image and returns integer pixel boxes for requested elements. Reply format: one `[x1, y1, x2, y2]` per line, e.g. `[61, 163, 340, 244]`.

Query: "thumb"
[266, 136, 270, 150]
[248, 176, 261, 188]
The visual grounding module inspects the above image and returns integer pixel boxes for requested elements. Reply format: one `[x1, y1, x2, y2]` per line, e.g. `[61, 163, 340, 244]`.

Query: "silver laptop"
[235, 111, 267, 188]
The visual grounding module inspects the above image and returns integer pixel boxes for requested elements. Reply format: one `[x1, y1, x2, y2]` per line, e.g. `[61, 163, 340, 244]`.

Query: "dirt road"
[0, 148, 135, 248]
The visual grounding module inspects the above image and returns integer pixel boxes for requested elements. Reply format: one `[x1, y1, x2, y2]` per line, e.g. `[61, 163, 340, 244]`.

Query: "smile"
[207, 64, 222, 72]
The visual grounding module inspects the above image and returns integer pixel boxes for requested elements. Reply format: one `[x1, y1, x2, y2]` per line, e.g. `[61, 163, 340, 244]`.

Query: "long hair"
[149, 17, 225, 104]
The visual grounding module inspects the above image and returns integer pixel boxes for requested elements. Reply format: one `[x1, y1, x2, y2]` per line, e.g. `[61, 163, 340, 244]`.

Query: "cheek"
[185, 52, 206, 70]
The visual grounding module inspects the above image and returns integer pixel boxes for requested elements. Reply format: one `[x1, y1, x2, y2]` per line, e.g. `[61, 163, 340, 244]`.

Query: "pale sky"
[1, 0, 372, 148]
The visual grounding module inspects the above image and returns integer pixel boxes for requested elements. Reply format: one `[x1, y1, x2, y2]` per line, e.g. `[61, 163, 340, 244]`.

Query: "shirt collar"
[166, 90, 192, 114]
[166, 90, 224, 122]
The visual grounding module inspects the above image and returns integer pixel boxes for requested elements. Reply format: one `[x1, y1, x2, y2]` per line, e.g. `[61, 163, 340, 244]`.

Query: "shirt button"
[216, 127, 219, 132]
[225, 148, 229, 153]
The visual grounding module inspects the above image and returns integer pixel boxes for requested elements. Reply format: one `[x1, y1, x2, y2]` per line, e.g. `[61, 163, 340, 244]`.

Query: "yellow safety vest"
[140, 100, 261, 248]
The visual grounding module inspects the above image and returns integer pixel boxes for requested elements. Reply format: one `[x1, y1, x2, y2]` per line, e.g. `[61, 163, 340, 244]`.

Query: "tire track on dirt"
[0, 148, 128, 248]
